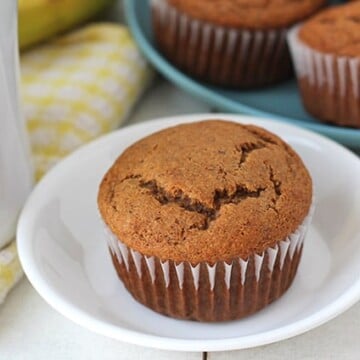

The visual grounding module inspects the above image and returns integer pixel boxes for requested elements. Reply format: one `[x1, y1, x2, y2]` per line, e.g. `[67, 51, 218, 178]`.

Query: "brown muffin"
[98, 120, 313, 322]
[168, 0, 327, 29]
[288, 2, 360, 127]
[152, 0, 326, 88]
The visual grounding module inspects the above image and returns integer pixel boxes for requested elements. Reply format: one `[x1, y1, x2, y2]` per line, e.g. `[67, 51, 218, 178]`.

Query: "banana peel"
[18, 0, 114, 50]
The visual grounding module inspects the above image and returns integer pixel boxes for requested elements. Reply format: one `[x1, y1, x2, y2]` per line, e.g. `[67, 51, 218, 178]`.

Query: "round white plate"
[18, 114, 360, 352]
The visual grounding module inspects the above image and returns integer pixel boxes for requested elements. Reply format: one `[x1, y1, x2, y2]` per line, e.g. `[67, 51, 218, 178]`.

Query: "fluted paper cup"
[151, 0, 292, 88]
[102, 203, 315, 322]
[288, 26, 360, 128]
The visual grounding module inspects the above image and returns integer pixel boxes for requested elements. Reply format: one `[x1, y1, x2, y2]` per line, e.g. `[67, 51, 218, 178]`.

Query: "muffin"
[98, 120, 313, 322]
[288, 2, 360, 128]
[151, 0, 326, 88]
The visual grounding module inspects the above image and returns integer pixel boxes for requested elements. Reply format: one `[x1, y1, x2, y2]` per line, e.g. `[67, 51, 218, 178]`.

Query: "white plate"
[18, 114, 360, 352]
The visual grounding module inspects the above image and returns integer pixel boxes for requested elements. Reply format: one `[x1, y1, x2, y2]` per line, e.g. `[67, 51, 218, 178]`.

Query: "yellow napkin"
[0, 242, 23, 303]
[0, 23, 152, 303]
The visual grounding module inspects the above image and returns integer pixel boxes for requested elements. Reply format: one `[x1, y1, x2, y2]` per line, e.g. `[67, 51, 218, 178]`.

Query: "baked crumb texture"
[167, 0, 326, 29]
[99, 120, 312, 263]
[98, 120, 313, 321]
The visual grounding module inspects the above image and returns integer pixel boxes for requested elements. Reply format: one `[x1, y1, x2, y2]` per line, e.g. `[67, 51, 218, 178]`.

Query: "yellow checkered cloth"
[0, 242, 23, 303]
[0, 23, 152, 303]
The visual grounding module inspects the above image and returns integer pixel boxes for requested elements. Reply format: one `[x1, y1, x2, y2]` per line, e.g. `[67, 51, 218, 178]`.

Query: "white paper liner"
[287, 26, 360, 127]
[103, 204, 314, 291]
[151, 0, 291, 87]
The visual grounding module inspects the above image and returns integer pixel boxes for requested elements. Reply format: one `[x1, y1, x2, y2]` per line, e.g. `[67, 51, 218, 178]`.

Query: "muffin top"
[166, 0, 326, 29]
[98, 120, 312, 264]
[299, 2, 360, 56]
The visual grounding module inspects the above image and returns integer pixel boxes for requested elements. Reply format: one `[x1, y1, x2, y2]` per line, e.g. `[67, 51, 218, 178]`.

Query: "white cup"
[0, 1, 33, 248]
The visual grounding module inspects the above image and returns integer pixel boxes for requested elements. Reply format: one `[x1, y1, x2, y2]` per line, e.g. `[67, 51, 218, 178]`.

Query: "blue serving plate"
[124, 0, 359, 147]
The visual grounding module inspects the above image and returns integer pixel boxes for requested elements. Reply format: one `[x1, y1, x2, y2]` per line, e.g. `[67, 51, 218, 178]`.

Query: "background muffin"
[288, 2, 360, 128]
[152, 0, 326, 88]
[98, 120, 313, 322]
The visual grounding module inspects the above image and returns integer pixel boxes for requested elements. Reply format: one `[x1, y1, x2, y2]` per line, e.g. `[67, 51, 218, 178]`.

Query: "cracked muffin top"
[98, 120, 312, 263]
[166, 0, 326, 29]
[299, 2, 360, 56]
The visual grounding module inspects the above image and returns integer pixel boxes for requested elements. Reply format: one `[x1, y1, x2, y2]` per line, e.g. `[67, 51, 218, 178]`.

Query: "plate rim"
[17, 113, 360, 352]
[123, 0, 360, 148]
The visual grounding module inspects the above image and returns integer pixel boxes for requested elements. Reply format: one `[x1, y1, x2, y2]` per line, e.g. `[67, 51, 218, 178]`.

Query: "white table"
[1, 80, 360, 359]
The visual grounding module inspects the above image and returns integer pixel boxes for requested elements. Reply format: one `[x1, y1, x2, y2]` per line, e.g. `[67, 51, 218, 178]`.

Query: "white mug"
[0, 1, 33, 248]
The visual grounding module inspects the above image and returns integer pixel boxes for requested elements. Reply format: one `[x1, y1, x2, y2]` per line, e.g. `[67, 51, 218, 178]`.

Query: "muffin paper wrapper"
[102, 203, 315, 321]
[287, 26, 360, 127]
[151, 0, 292, 88]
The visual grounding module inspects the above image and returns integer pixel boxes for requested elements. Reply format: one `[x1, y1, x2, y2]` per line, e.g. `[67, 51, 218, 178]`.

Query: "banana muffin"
[288, 2, 360, 127]
[98, 120, 313, 321]
[152, 0, 326, 88]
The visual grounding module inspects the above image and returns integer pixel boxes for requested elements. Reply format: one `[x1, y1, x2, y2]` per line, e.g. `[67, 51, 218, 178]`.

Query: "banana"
[18, 0, 113, 50]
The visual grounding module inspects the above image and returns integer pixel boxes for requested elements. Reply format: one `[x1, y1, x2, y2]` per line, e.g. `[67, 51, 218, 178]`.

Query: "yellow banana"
[18, 0, 113, 50]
